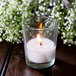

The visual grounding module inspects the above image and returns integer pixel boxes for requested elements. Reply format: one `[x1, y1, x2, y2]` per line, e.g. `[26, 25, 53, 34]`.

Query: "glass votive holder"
[22, 16, 58, 69]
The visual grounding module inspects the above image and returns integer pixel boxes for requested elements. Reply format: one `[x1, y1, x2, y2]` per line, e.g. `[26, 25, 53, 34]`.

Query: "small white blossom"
[35, 11, 39, 16]
[43, 3, 46, 6]
[63, 39, 67, 44]
[59, 17, 61, 20]
[61, 4, 64, 8]
[39, 6, 45, 11]
[47, 9, 50, 12]
[53, 2, 56, 6]
[70, 13, 74, 17]
[39, 0, 43, 3]
[55, 12, 60, 17]
[0, 38, 2, 42]
[49, 3, 52, 6]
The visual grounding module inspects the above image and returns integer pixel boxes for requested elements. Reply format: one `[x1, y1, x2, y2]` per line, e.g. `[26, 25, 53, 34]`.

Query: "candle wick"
[40, 42, 42, 45]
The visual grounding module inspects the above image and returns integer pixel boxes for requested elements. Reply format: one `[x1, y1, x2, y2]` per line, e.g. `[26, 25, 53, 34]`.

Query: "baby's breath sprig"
[0, 0, 76, 46]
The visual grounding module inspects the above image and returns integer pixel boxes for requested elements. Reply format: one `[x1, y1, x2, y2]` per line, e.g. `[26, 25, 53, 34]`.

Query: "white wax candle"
[26, 38, 56, 63]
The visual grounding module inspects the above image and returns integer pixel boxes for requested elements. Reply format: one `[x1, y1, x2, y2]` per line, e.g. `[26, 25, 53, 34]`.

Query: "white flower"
[63, 21, 68, 26]
[53, 2, 56, 6]
[0, 38, 2, 42]
[39, 6, 45, 11]
[35, 11, 39, 16]
[43, 3, 46, 6]
[9, 15, 12, 19]
[0, 11, 2, 14]
[61, 3, 63, 6]
[64, 16, 68, 19]
[68, 10, 71, 14]
[70, 13, 74, 17]
[47, 9, 50, 12]
[0, 6, 2, 9]
[68, 44, 71, 46]
[58, 26, 60, 29]
[55, 12, 60, 17]
[51, 15, 54, 18]
[70, 32, 73, 35]
[63, 39, 67, 44]
[39, 0, 43, 3]
[62, 32, 65, 37]
[49, 3, 52, 6]
[59, 17, 61, 20]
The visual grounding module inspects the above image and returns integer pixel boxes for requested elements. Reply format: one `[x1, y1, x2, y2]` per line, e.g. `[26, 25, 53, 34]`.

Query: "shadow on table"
[52, 59, 76, 76]
[24, 63, 52, 76]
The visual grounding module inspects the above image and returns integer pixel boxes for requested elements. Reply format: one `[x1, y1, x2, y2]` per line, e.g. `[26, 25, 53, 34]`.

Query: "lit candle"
[26, 34, 56, 63]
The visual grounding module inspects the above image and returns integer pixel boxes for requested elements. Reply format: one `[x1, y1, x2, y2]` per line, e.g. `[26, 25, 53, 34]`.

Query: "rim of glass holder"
[22, 16, 58, 31]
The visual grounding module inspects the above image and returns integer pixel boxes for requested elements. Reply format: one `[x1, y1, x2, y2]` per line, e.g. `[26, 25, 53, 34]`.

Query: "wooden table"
[0, 38, 76, 76]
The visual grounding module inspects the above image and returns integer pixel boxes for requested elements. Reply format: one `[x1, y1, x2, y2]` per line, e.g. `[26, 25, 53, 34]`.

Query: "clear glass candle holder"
[22, 16, 58, 69]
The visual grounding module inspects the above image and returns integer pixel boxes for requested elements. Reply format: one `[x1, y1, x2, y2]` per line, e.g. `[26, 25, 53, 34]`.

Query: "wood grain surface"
[56, 39, 76, 66]
[0, 38, 76, 76]
[0, 41, 10, 71]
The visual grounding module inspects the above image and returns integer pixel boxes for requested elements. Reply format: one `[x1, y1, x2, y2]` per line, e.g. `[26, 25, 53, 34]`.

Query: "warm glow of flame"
[37, 34, 42, 45]
[39, 22, 42, 29]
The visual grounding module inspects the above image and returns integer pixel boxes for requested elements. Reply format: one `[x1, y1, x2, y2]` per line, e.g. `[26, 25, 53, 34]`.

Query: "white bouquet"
[0, 0, 76, 46]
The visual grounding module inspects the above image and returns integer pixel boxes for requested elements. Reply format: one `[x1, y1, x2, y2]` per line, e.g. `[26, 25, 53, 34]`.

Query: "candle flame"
[39, 22, 42, 29]
[37, 34, 42, 45]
